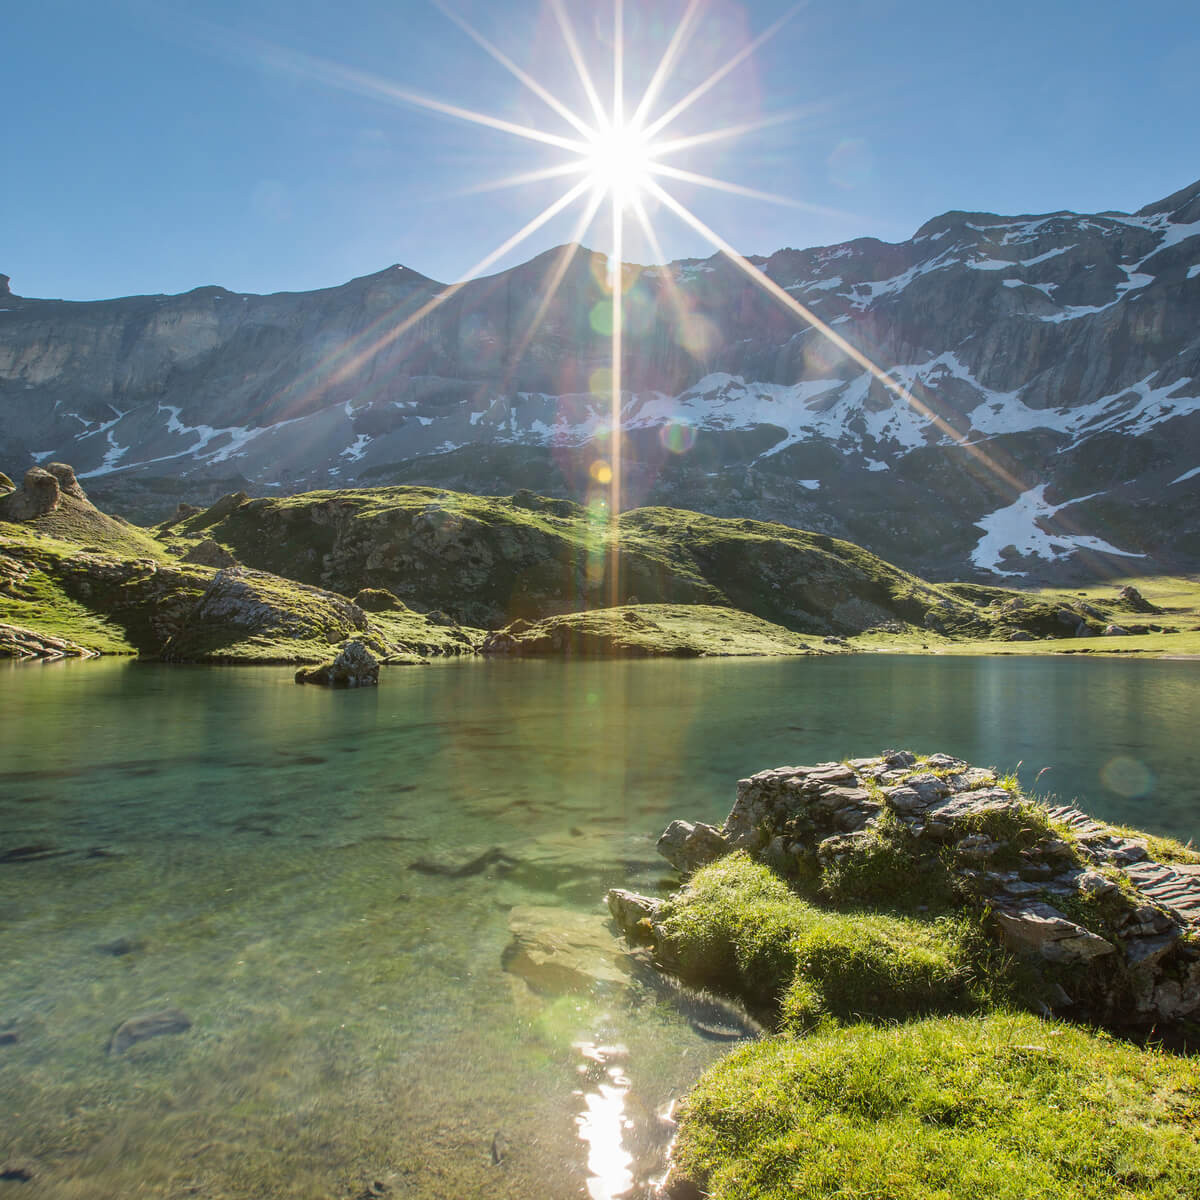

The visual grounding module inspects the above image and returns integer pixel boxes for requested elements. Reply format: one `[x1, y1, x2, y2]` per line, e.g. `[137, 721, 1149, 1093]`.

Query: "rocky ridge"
[3, 179, 1199, 580]
[609, 751, 1200, 1031]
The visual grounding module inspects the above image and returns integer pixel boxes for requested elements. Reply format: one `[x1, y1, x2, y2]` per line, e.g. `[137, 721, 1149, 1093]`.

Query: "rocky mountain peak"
[1135, 177, 1200, 223]
[2, 179, 1198, 583]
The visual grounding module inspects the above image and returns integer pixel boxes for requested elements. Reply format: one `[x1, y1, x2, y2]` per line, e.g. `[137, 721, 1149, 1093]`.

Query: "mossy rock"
[352, 587, 409, 612]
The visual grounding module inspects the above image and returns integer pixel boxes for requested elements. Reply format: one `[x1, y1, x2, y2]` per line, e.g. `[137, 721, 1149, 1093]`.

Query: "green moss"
[818, 811, 959, 911]
[671, 1012, 1200, 1200]
[656, 855, 994, 1031]
[1109, 826, 1200, 866]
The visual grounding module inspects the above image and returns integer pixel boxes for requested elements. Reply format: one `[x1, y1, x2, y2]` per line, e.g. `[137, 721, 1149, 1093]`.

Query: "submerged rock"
[294, 639, 380, 687]
[107, 1007, 192, 1055]
[502, 905, 635, 995]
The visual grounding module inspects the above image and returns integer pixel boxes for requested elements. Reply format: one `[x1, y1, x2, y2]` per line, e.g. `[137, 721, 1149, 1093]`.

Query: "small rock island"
[609, 751, 1200, 1199]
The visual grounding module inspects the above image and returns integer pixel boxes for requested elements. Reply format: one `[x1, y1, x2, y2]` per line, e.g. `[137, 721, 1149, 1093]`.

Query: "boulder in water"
[295, 639, 380, 687]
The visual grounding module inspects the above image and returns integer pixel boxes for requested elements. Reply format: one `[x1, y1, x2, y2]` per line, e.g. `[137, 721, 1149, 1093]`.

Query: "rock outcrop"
[0, 622, 99, 660]
[610, 751, 1200, 1031]
[294, 639, 380, 687]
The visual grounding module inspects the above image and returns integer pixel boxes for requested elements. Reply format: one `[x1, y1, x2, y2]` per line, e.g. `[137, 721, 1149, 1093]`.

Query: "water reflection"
[574, 1040, 635, 1200]
[1, 656, 1199, 1197]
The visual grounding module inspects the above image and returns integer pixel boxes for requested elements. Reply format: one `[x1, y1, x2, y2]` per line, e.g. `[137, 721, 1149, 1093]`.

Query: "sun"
[582, 121, 655, 204]
[272, 1, 1027, 557]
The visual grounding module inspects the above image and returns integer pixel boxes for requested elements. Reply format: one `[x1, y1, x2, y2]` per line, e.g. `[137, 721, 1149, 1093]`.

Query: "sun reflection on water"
[574, 1039, 635, 1200]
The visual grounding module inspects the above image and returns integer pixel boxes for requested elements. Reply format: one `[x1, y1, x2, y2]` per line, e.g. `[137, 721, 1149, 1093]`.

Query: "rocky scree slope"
[2, 179, 1198, 580]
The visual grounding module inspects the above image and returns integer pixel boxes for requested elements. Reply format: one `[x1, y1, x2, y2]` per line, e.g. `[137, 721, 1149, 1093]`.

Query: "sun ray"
[609, 179, 625, 602]
[641, 4, 804, 141]
[258, 43, 589, 154]
[432, 0, 597, 140]
[456, 160, 589, 196]
[548, 0, 609, 129]
[629, 191, 696, 340]
[650, 110, 807, 158]
[628, 0, 703, 131]
[644, 178, 1030, 496]
[613, 0, 625, 129]
[276, 178, 596, 415]
[647, 161, 804, 208]
[501, 188, 607, 385]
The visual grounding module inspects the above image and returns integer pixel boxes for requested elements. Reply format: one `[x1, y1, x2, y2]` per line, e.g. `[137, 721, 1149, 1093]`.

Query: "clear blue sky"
[5, 0, 1198, 300]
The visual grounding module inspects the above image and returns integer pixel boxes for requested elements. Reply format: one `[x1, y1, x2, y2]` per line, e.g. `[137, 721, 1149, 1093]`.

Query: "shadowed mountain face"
[2, 177, 1198, 581]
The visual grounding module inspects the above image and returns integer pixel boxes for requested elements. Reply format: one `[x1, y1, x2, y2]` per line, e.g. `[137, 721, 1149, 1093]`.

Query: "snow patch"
[1188, 264, 1200, 280]
[1170, 465, 1200, 486]
[341, 433, 371, 462]
[971, 484, 1145, 576]
[1020, 245, 1073, 265]
[798, 479, 819, 490]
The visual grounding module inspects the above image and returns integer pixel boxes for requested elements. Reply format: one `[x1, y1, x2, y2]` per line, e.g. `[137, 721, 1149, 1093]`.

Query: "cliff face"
[2, 179, 1198, 580]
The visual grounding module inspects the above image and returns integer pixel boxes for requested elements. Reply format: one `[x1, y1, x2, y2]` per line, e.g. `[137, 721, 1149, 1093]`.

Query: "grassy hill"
[3, 467, 1198, 660]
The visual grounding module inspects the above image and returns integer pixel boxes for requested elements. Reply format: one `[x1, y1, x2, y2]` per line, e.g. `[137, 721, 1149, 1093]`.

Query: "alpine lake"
[1, 653, 1198, 1199]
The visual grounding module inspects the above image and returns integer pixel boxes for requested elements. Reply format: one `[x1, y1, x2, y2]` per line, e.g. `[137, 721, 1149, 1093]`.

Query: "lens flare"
[659, 420, 696, 454]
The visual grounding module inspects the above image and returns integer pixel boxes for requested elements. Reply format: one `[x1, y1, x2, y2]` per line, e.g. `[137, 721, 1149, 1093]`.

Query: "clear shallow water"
[1, 654, 1198, 1198]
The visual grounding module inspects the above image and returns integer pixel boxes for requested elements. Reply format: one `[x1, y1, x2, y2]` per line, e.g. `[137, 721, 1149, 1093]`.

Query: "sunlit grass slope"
[672, 1011, 1200, 1200]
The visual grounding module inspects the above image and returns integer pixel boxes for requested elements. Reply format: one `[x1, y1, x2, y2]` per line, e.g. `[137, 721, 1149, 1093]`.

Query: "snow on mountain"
[2, 178, 1199, 581]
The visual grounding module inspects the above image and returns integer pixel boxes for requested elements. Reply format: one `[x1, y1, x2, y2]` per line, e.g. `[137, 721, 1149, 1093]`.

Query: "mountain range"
[2, 177, 1198, 581]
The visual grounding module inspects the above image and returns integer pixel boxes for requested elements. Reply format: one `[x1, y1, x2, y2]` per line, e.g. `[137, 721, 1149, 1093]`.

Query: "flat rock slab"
[502, 906, 634, 996]
[1123, 861, 1200, 925]
[107, 1008, 192, 1055]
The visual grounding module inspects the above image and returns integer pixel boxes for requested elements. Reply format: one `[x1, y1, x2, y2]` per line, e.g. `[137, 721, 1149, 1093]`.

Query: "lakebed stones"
[294, 639, 380, 687]
[607, 750, 1200, 1033]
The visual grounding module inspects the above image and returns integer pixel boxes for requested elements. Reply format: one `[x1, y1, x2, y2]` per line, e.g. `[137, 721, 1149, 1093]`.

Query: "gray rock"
[181, 538, 238, 568]
[656, 820, 728, 874]
[993, 903, 1115, 963]
[1125, 932, 1181, 969]
[107, 1008, 192, 1055]
[605, 889, 663, 943]
[295, 639, 380, 688]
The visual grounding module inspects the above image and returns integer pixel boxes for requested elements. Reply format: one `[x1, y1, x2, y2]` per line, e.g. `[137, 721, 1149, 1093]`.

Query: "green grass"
[1, 527, 137, 653]
[487, 603, 823, 657]
[671, 1011, 1200, 1200]
[171, 485, 992, 637]
[654, 855, 1006, 1031]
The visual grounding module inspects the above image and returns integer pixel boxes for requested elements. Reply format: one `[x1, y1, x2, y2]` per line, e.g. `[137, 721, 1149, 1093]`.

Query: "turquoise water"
[1, 655, 1198, 1198]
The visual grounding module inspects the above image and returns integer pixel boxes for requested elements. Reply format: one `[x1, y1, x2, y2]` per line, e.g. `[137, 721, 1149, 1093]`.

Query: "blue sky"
[5, 0, 1198, 300]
